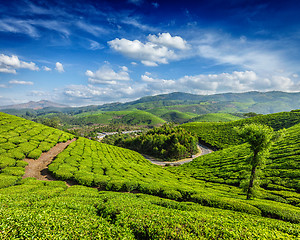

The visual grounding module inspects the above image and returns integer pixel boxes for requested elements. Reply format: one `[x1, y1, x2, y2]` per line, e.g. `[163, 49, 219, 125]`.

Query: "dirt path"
[144, 143, 213, 166]
[22, 138, 76, 181]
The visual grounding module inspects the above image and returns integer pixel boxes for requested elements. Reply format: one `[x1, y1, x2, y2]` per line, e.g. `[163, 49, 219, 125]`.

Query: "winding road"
[143, 143, 213, 166]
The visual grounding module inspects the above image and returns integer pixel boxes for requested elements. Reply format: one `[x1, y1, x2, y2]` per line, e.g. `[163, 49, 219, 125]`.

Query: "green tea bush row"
[181, 111, 300, 149]
[0, 112, 74, 183]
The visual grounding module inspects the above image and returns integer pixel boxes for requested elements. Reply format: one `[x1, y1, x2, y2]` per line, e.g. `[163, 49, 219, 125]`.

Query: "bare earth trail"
[143, 143, 213, 166]
[22, 138, 76, 182]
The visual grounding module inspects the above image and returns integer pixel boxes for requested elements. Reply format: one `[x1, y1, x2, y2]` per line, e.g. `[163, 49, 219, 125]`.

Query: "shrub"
[139, 183, 162, 196]
[106, 179, 126, 191]
[38, 142, 53, 152]
[94, 175, 109, 189]
[190, 193, 261, 215]
[1, 167, 25, 177]
[27, 149, 42, 159]
[15, 160, 28, 168]
[0, 156, 16, 169]
[74, 171, 94, 186]
[251, 201, 300, 223]
[161, 189, 182, 200]
[0, 174, 20, 188]
[5, 149, 25, 160]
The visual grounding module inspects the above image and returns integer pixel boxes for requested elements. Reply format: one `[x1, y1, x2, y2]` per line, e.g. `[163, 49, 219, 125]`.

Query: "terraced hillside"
[181, 110, 300, 149]
[0, 112, 299, 239]
[0, 112, 73, 188]
[189, 113, 243, 122]
[172, 122, 300, 201]
[69, 110, 165, 126]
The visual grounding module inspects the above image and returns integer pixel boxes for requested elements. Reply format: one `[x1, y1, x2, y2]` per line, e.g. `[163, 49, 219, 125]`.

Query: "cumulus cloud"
[86, 65, 130, 84]
[43, 66, 51, 71]
[140, 71, 297, 94]
[62, 69, 299, 106]
[55, 62, 64, 73]
[108, 33, 188, 66]
[64, 83, 148, 105]
[0, 54, 39, 74]
[9, 80, 34, 85]
[147, 33, 189, 50]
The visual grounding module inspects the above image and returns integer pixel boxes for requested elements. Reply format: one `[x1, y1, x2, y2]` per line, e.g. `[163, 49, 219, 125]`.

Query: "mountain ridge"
[0, 100, 69, 110]
[1, 91, 300, 115]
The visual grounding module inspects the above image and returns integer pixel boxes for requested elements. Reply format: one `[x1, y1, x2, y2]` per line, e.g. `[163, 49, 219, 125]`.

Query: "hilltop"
[2, 91, 300, 114]
[0, 100, 69, 110]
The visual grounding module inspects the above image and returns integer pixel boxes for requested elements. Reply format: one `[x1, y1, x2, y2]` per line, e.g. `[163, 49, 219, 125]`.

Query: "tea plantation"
[0, 112, 299, 239]
[181, 110, 300, 149]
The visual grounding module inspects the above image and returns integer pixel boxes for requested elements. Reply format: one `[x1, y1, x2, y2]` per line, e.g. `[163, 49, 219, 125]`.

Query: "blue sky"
[0, 0, 300, 106]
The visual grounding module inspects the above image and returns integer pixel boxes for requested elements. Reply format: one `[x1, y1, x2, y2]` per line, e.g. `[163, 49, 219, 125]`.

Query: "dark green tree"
[236, 124, 283, 199]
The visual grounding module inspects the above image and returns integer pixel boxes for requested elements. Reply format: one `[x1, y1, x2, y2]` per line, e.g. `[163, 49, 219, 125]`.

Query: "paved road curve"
[143, 143, 213, 166]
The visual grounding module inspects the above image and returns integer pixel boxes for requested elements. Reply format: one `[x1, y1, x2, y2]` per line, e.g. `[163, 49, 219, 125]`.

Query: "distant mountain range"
[97, 91, 300, 114]
[1, 91, 300, 115]
[0, 100, 69, 110]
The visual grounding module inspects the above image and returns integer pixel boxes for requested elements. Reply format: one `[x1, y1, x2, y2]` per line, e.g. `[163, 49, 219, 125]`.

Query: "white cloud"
[108, 35, 182, 66]
[141, 60, 158, 67]
[121, 18, 158, 32]
[76, 21, 107, 36]
[147, 33, 189, 50]
[9, 80, 34, 85]
[43, 66, 52, 71]
[0, 84, 7, 88]
[194, 32, 289, 74]
[0, 18, 39, 38]
[0, 68, 16, 74]
[140, 71, 297, 94]
[121, 66, 128, 71]
[86, 65, 130, 84]
[55, 62, 64, 73]
[292, 74, 298, 78]
[89, 40, 103, 50]
[64, 83, 148, 105]
[63, 70, 300, 106]
[0, 54, 39, 74]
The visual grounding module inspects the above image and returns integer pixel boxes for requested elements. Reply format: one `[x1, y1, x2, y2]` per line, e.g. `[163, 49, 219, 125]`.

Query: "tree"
[236, 124, 283, 199]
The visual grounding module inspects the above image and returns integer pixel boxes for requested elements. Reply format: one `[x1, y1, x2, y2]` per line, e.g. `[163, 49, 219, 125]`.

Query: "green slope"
[1, 181, 299, 239]
[173, 122, 300, 198]
[0, 112, 73, 188]
[0, 112, 300, 238]
[181, 111, 300, 149]
[71, 110, 165, 126]
[190, 113, 243, 122]
[147, 108, 198, 123]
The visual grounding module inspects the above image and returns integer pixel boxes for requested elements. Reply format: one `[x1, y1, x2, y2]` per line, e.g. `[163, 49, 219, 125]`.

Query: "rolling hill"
[0, 112, 299, 238]
[2, 91, 300, 117]
[0, 100, 69, 110]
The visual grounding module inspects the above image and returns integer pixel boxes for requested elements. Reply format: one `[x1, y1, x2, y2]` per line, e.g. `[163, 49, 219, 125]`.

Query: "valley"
[0, 104, 299, 239]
